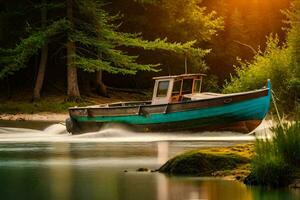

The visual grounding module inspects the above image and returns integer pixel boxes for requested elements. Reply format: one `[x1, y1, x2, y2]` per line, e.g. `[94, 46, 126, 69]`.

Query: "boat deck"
[183, 92, 225, 100]
[74, 89, 267, 110]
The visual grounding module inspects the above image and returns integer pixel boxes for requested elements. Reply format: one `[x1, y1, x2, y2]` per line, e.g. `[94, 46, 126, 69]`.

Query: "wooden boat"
[66, 74, 271, 134]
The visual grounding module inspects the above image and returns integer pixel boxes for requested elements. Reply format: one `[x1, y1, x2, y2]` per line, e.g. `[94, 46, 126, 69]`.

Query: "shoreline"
[0, 113, 68, 122]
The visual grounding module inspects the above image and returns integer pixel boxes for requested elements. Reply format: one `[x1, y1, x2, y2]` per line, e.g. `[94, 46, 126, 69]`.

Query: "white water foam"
[43, 123, 69, 135]
[0, 121, 276, 143]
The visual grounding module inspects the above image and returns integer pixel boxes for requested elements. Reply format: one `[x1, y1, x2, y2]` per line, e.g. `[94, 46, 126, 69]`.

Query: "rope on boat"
[271, 89, 284, 129]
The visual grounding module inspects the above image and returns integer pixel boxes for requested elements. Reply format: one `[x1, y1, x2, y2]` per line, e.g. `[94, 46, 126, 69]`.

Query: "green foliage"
[0, 0, 212, 81]
[251, 151, 291, 187]
[223, 1, 300, 112]
[223, 35, 290, 92]
[33, 2, 65, 10]
[0, 19, 70, 78]
[72, 0, 208, 75]
[249, 121, 300, 187]
[129, 0, 224, 73]
[283, 0, 300, 68]
[272, 122, 300, 166]
[295, 103, 300, 118]
[75, 55, 159, 74]
[0, 0, 293, 96]
[223, 35, 298, 112]
[158, 0, 224, 42]
[138, 0, 224, 42]
[203, 75, 220, 93]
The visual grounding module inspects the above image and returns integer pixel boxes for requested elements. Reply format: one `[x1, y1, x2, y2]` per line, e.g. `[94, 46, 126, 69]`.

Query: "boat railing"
[98, 100, 152, 108]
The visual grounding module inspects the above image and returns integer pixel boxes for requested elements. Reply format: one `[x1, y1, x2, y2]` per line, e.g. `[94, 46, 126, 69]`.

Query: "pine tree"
[0, 0, 70, 97]
[136, 0, 224, 43]
[0, 0, 218, 100]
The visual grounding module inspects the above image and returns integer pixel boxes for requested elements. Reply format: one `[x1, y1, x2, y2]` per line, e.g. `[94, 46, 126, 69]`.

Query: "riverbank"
[0, 113, 68, 122]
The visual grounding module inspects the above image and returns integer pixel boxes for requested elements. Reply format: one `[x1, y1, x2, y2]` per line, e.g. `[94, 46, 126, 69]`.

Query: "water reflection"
[157, 142, 169, 165]
[0, 122, 299, 200]
[49, 143, 72, 200]
[157, 173, 168, 200]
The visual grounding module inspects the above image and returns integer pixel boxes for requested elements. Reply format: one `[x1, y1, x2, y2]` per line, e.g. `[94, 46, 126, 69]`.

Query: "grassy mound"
[159, 144, 253, 178]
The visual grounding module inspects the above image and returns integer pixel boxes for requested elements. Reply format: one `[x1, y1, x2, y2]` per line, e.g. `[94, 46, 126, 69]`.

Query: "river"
[0, 120, 299, 200]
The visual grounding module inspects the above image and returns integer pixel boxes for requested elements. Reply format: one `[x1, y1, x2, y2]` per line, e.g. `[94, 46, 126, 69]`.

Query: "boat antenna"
[184, 56, 188, 74]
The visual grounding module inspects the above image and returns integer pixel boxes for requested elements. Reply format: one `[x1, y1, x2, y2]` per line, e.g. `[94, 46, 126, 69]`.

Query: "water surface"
[0, 120, 298, 200]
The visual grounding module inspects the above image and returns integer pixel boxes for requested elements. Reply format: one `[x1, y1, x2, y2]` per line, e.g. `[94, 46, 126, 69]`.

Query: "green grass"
[272, 122, 300, 166]
[247, 121, 300, 187]
[247, 140, 292, 187]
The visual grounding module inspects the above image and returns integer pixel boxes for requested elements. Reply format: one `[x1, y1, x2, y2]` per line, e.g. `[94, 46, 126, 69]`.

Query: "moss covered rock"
[159, 148, 250, 176]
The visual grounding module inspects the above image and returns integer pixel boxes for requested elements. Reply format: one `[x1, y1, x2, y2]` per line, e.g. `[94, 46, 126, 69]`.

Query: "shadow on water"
[0, 120, 298, 200]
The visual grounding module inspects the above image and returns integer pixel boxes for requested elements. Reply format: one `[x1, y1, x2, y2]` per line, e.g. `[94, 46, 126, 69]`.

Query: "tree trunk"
[33, 45, 48, 99]
[33, 0, 48, 100]
[67, 0, 80, 99]
[67, 41, 80, 98]
[95, 70, 108, 97]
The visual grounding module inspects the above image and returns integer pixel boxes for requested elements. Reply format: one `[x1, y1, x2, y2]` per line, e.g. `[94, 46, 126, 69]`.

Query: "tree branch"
[233, 40, 257, 54]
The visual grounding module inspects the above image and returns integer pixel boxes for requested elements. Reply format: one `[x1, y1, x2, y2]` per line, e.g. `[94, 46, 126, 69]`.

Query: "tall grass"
[251, 138, 291, 187]
[249, 121, 300, 187]
[272, 121, 300, 166]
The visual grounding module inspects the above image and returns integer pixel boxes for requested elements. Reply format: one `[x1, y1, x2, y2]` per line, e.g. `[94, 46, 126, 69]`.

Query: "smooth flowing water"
[0, 120, 299, 200]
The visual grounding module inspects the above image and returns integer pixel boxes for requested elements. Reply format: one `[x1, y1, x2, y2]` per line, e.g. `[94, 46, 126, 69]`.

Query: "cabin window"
[172, 80, 182, 96]
[157, 81, 170, 97]
[193, 79, 202, 93]
[182, 79, 193, 94]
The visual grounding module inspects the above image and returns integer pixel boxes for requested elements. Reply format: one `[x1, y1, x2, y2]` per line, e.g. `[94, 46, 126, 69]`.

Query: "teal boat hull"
[67, 81, 271, 134]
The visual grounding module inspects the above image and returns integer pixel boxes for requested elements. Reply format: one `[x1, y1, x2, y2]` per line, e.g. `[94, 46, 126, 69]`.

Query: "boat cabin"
[151, 74, 206, 105]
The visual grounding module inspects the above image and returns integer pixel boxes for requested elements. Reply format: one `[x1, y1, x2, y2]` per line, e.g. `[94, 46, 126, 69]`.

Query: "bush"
[223, 35, 300, 112]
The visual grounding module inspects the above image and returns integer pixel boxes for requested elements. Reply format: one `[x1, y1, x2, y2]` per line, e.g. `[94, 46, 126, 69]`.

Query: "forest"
[0, 0, 299, 114]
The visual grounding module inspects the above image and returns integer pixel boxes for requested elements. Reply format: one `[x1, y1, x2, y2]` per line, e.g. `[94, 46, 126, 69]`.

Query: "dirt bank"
[0, 113, 68, 122]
